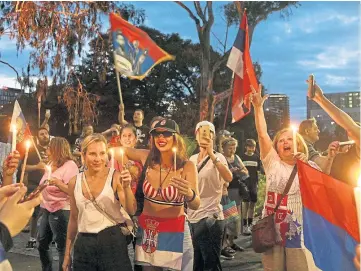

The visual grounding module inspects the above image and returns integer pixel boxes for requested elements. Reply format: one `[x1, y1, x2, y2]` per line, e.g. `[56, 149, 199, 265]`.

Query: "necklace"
[158, 164, 172, 195]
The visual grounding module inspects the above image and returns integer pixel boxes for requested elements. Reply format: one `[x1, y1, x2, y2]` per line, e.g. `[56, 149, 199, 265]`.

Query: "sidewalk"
[9, 232, 262, 271]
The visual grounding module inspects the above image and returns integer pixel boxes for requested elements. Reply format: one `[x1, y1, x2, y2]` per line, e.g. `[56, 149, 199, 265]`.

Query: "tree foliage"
[0, 1, 145, 85]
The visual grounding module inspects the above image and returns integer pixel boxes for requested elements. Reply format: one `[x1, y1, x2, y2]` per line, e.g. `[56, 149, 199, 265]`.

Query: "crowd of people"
[0, 79, 359, 271]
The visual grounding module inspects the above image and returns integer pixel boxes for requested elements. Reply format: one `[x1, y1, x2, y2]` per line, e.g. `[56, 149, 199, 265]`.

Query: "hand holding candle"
[19, 140, 31, 184]
[172, 147, 177, 174]
[291, 125, 298, 154]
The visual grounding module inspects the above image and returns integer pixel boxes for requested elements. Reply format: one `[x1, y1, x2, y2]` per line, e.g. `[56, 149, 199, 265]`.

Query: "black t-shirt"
[330, 145, 360, 187]
[26, 144, 49, 189]
[240, 153, 261, 182]
[134, 124, 150, 149]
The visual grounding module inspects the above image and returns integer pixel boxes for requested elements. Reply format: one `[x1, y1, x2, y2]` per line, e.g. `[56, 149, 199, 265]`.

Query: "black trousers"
[73, 225, 133, 271]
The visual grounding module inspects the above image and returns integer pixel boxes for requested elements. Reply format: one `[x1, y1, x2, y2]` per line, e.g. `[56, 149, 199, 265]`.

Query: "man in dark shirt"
[299, 118, 339, 174]
[24, 127, 50, 249]
[240, 139, 262, 235]
[118, 105, 149, 149]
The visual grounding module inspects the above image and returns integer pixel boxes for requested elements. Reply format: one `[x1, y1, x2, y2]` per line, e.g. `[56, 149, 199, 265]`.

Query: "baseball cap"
[150, 119, 180, 134]
[195, 121, 215, 134]
[218, 130, 234, 137]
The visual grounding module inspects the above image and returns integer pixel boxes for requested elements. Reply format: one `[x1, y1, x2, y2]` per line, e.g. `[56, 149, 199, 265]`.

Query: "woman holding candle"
[63, 134, 135, 271]
[250, 85, 320, 271]
[114, 119, 200, 271]
[37, 137, 79, 271]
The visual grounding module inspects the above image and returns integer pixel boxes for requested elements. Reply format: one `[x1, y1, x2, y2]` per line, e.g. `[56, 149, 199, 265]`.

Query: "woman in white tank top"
[62, 134, 136, 271]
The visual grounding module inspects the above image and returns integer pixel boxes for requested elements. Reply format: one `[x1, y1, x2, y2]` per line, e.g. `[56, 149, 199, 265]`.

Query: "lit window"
[349, 93, 353, 96]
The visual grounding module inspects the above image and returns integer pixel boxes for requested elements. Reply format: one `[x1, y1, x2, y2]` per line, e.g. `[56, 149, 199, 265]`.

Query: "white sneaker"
[243, 226, 251, 235]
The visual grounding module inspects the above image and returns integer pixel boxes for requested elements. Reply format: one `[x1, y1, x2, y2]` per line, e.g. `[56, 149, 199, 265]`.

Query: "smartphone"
[20, 180, 49, 203]
[197, 126, 211, 144]
[339, 140, 355, 147]
[308, 74, 315, 99]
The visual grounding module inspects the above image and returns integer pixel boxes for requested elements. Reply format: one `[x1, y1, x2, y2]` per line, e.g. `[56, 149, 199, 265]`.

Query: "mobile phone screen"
[21, 180, 49, 203]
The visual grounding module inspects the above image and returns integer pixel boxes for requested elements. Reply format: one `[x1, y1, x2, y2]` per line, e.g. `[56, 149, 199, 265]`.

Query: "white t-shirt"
[187, 152, 228, 223]
[262, 147, 320, 248]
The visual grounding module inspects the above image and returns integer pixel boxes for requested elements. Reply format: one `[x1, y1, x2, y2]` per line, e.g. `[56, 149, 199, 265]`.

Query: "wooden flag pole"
[115, 70, 124, 106]
[223, 73, 235, 130]
[30, 136, 42, 162]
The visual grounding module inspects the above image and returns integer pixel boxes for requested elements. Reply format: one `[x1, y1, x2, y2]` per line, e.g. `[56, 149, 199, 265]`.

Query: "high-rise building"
[0, 87, 21, 106]
[264, 94, 290, 138]
[307, 92, 360, 132]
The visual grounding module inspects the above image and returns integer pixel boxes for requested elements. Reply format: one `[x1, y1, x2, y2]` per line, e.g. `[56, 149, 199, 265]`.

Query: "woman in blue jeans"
[37, 137, 79, 271]
[188, 121, 233, 271]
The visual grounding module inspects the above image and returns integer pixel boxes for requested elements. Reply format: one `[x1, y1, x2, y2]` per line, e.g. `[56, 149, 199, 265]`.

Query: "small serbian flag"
[109, 13, 175, 80]
[298, 160, 360, 271]
[135, 214, 185, 270]
[227, 10, 258, 123]
[8, 100, 32, 158]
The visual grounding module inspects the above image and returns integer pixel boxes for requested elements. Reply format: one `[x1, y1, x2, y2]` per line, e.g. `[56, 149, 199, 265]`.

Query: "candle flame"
[25, 140, 31, 149]
[119, 148, 124, 155]
[291, 125, 298, 132]
[358, 174, 361, 187]
[109, 149, 114, 155]
[45, 165, 51, 172]
[172, 147, 177, 153]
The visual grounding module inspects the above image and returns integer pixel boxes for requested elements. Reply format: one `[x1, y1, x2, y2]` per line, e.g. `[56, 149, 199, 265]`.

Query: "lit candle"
[11, 124, 17, 152]
[119, 148, 124, 168]
[19, 140, 31, 184]
[354, 175, 361, 238]
[109, 149, 115, 169]
[46, 165, 51, 181]
[291, 125, 298, 154]
[172, 147, 177, 174]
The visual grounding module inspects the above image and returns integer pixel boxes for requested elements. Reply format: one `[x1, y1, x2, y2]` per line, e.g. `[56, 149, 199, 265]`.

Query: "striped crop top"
[143, 168, 185, 206]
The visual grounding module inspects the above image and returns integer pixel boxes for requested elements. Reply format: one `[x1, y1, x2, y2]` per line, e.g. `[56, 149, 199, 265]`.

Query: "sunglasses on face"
[151, 131, 174, 138]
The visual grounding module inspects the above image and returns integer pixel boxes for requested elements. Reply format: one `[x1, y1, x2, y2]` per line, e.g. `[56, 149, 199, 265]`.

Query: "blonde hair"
[49, 137, 74, 167]
[272, 128, 309, 159]
[222, 137, 238, 148]
[81, 133, 108, 155]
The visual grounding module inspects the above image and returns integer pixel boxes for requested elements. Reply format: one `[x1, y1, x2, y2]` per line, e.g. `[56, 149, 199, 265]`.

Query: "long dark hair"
[148, 133, 188, 169]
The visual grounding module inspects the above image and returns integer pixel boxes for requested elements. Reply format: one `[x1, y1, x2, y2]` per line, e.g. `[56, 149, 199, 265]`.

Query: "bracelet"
[185, 189, 196, 203]
[213, 157, 220, 165]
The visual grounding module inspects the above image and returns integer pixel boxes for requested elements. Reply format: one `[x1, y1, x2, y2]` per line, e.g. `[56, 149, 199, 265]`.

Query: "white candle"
[354, 175, 361, 238]
[172, 147, 177, 174]
[119, 148, 124, 168]
[109, 149, 115, 169]
[19, 140, 31, 184]
[11, 124, 17, 152]
[291, 125, 298, 154]
[46, 165, 51, 181]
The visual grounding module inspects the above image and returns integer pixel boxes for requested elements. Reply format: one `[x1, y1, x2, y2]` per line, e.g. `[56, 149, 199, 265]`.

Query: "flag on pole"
[9, 100, 32, 158]
[110, 13, 175, 80]
[227, 10, 258, 123]
[298, 160, 360, 271]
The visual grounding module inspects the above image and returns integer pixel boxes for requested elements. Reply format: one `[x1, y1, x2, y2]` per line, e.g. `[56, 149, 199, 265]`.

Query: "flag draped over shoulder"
[226, 10, 258, 123]
[9, 100, 32, 158]
[109, 13, 175, 80]
[298, 160, 360, 271]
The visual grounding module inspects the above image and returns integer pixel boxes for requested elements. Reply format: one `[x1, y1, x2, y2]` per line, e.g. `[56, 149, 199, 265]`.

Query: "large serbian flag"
[135, 214, 185, 270]
[227, 10, 258, 123]
[109, 13, 175, 80]
[298, 160, 360, 271]
[9, 100, 32, 158]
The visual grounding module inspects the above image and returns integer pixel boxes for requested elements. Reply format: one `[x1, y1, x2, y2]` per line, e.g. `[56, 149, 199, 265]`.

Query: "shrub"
[255, 173, 266, 216]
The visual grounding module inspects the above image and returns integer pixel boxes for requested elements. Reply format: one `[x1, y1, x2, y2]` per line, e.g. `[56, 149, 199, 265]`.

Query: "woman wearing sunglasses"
[114, 119, 200, 271]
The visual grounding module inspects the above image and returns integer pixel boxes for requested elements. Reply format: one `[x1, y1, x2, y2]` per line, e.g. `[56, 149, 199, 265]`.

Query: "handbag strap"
[82, 172, 117, 225]
[197, 151, 217, 173]
[273, 165, 297, 213]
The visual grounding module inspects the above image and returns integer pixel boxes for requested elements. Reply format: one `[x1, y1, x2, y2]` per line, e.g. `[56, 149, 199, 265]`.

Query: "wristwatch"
[213, 157, 220, 165]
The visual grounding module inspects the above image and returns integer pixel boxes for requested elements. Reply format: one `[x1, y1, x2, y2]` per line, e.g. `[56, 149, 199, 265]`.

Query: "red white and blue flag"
[298, 160, 360, 271]
[135, 214, 185, 270]
[109, 13, 175, 80]
[227, 10, 258, 123]
[9, 100, 32, 158]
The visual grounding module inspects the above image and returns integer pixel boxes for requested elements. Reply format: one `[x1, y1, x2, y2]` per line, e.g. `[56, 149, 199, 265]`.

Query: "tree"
[175, 1, 299, 122]
[0, 1, 145, 86]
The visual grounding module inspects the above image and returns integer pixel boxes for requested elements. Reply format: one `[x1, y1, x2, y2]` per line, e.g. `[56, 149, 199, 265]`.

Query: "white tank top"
[74, 169, 126, 233]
